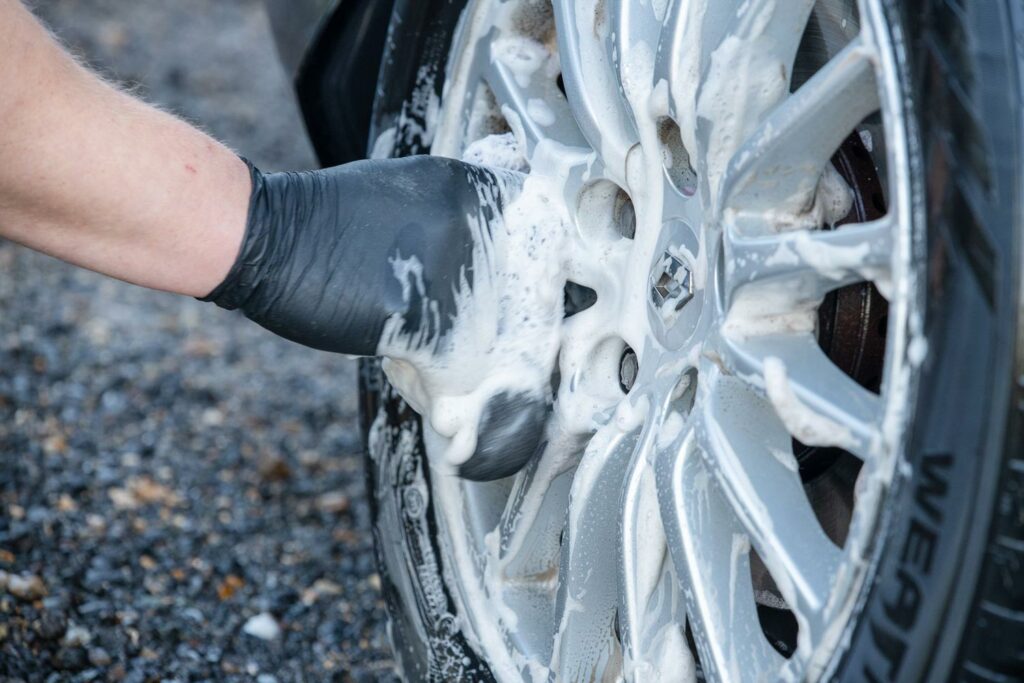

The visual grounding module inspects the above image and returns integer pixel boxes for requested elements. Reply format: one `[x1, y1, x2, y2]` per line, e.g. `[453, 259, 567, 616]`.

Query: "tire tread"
[959, 457, 1024, 679]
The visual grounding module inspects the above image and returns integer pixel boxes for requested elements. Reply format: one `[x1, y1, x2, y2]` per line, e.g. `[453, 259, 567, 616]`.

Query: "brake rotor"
[794, 130, 890, 482]
[790, 2, 890, 483]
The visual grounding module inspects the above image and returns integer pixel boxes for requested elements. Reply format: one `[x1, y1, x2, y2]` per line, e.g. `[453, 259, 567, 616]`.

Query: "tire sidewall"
[361, 2, 485, 681]
[835, 1, 1022, 681]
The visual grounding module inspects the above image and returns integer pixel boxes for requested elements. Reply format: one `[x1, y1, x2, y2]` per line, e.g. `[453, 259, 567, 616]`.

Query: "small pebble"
[34, 610, 68, 640]
[53, 645, 88, 671]
[1, 570, 47, 600]
[88, 646, 112, 667]
[316, 491, 350, 514]
[301, 578, 343, 605]
[62, 624, 92, 647]
[241, 612, 281, 641]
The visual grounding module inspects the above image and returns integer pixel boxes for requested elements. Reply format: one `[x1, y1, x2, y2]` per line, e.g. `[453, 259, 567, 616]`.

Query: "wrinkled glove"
[203, 155, 557, 480]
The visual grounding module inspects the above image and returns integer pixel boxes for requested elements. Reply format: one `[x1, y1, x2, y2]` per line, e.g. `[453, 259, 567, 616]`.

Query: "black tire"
[836, 2, 1024, 682]
[359, 7, 493, 680]
[348, 1, 1024, 680]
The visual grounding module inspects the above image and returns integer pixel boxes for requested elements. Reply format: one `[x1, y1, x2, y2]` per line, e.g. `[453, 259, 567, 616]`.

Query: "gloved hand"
[203, 155, 561, 481]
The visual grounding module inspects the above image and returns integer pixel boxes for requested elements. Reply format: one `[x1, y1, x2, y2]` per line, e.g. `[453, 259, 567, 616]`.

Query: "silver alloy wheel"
[421, 0, 920, 679]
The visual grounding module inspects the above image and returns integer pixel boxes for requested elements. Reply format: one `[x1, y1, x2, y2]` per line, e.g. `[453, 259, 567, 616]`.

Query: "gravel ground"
[0, 2, 397, 681]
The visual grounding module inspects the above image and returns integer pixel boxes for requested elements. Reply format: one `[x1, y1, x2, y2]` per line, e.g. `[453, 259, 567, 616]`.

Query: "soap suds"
[790, 228, 870, 280]
[858, 129, 874, 152]
[722, 287, 817, 340]
[371, 0, 920, 680]
[658, 411, 686, 448]
[907, 335, 928, 366]
[370, 126, 397, 160]
[378, 170, 572, 471]
[393, 65, 441, 153]
[492, 36, 550, 88]
[763, 356, 856, 450]
[697, 3, 789, 212]
[462, 132, 530, 173]
[526, 98, 556, 127]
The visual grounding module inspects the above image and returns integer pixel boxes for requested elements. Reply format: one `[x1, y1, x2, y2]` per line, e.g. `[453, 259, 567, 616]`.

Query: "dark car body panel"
[263, 0, 338, 78]
[264, 0, 394, 166]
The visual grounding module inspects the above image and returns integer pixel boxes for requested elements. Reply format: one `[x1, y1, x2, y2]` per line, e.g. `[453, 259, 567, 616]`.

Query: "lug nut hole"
[657, 117, 698, 197]
[577, 181, 636, 241]
[619, 348, 638, 393]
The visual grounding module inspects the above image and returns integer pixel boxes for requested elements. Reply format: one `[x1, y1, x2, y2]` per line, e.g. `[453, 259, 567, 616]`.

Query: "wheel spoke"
[724, 217, 894, 310]
[550, 423, 639, 680]
[745, 0, 818, 69]
[551, 0, 638, 183]
[656, 425, 786, 682]
[693, 0, 819, 200]
[720, 38, 881, 214]
[483, 42, 589, 153]
[699, 376, 842, 642]
[656, 0, 815, 100]
[493, 436, 577, 582]
[602, 0, 666, 113]
[654, 0, 723, 94]
[618, 414, 683, 676]
[720, 333, 884, 459]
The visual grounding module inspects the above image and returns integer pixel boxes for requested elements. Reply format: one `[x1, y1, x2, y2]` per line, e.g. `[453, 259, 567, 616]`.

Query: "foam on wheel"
[340, 0, 1024, 680]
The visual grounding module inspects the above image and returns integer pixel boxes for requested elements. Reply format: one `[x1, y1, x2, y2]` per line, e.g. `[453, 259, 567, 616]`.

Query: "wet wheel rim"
[423, 0, 921, 679]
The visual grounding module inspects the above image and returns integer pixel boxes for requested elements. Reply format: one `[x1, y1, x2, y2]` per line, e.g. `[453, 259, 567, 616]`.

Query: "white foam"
[763, 356, 856, 450]
[377, 170, 571, 470]
[372, 0, 916, 679]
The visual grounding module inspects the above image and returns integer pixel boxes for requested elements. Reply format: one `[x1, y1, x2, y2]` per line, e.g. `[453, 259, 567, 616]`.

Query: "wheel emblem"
[650, 251, 695, 322]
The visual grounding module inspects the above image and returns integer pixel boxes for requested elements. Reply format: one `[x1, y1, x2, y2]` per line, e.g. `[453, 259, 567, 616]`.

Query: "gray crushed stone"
[0, 1, 397, 680]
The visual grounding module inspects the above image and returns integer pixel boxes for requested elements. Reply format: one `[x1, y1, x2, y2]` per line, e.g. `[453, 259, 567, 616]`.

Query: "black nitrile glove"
[203, 156, 553, 481]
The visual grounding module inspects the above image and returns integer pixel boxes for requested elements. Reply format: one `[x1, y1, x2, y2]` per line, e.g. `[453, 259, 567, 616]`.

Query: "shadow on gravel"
[0, 1, 397, 680]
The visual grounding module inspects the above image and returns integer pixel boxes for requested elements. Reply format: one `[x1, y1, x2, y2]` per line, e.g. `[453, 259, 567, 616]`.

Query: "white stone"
[242, 612, 281, 641]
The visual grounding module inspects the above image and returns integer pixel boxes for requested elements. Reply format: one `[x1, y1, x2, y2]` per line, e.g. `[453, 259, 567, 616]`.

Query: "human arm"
[0, 0, 250, 297]
[0, 1, 553, 480]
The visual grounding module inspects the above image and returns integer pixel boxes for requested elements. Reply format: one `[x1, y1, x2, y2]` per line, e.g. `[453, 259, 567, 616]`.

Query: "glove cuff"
[198, 157, 267, 310]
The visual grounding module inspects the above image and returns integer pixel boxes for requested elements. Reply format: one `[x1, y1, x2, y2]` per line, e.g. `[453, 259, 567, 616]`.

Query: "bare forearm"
[0, 0, 250, 297]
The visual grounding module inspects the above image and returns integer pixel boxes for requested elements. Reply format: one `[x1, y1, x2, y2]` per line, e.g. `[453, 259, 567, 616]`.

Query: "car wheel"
[358, 0, 1024, 680]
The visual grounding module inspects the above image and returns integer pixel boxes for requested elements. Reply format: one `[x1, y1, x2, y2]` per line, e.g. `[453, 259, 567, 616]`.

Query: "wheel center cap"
[650, 252, 695, 324]
[646, 219, 706, 350]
